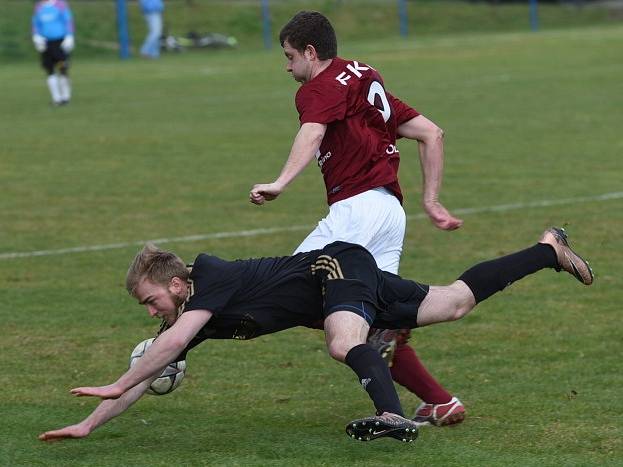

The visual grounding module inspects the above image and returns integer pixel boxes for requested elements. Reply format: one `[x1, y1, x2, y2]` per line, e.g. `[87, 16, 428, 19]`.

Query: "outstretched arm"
[249, 122, 326, 205]
[397, 115, 463, 231]
[71, 309, 213, 399]
[39, 376, 156, 441]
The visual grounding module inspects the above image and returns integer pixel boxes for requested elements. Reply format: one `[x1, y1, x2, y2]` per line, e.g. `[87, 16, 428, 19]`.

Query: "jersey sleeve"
[183, 254, 242, 315]
[296, 82, 347, 124]
[388, 92, 420, 125]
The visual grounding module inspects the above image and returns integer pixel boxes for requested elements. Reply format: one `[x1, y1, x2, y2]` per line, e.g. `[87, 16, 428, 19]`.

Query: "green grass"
[1, 20, 622, 467]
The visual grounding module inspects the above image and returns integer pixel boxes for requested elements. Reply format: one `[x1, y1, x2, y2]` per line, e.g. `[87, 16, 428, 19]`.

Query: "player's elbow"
[437, 126, 445, 140]
[425, 124, 444, 145]
[414, 124, 444, 146]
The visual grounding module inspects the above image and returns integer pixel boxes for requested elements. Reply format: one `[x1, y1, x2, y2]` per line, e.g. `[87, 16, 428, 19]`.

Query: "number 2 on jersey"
[367, 80, 391, 122]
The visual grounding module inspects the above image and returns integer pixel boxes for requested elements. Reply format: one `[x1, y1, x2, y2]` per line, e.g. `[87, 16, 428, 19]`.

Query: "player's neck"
[309, 58, 333, 82]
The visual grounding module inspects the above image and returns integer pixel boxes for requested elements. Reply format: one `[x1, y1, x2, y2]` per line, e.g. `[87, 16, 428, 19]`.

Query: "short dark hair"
[279, 11, 337, 60]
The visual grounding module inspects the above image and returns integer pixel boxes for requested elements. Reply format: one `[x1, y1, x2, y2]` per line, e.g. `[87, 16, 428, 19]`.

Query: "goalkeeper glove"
[32, 34, 47, 53]
[61, 35, 74, 53]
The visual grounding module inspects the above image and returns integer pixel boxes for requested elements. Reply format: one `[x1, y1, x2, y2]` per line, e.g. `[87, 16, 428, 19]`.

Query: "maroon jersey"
[295, 57, 419, 205]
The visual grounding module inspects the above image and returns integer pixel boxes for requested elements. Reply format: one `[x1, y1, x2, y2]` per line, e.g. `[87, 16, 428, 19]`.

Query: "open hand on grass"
[71, 383, 124, 399]
[39, 424, 90, 442]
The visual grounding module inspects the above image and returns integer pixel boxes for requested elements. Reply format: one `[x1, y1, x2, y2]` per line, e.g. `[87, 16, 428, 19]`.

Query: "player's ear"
[168, 277, 185, 295]
[304, 44, 318, 61]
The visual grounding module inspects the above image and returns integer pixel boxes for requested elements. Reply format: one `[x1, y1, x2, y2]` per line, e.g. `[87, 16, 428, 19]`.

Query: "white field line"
[1, 191, 622, 261]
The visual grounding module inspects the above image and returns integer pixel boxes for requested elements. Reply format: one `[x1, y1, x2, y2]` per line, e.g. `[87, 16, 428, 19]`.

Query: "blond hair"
[125, 243, 189, 297]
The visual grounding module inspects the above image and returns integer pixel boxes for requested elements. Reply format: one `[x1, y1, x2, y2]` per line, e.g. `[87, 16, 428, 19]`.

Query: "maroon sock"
[390, 343, 452, 405]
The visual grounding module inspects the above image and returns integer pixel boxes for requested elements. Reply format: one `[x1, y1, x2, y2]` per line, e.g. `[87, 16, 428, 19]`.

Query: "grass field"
[1, 19, 622, 467]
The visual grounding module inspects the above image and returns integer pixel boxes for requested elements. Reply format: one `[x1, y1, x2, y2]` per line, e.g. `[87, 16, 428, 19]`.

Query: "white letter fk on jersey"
[335, 61, 370, 86]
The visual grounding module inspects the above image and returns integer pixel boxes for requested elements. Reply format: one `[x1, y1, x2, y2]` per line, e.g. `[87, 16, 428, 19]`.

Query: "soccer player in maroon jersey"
[249, 11, 465, 426]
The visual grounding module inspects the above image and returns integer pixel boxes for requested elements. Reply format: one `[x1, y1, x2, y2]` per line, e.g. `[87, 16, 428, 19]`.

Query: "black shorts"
[41, 39, 70, 74]
[313, 241, 429, 329]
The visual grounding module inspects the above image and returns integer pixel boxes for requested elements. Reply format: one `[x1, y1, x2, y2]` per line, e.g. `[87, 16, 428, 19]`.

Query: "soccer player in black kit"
[39, 227, 593, 443]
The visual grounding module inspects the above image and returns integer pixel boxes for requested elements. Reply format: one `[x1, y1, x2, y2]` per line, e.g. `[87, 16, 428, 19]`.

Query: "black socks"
[344, 344, 403, 416]
[458, 243, 558, 303]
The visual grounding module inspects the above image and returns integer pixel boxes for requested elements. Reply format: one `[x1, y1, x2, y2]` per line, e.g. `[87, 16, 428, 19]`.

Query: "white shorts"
[294, 188, 406, 274]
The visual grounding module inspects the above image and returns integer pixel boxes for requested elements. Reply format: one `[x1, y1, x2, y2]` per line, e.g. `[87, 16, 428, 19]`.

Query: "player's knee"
[446, 282, 476, 321]
[327, 343, 346, 362]
[448, 304, 472, 321]
[326, 340, 354, 362]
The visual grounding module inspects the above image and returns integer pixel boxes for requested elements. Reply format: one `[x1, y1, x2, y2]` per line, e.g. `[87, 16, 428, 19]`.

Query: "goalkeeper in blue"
[32, 0, 75, 106]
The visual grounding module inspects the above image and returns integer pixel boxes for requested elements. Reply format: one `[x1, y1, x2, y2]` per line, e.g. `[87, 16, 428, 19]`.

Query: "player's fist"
[249, 182, 284, 205]
[32, 34, 46, 53]
[61, 35, 74, 53]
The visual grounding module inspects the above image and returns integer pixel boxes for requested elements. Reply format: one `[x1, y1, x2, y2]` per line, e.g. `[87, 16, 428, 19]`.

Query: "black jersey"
[173, 250, 324, 356]
[160, 242, 429, 362]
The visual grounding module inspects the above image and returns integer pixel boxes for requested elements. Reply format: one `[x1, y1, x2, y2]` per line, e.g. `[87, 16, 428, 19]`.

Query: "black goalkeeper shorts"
[41, 39, 70, 74]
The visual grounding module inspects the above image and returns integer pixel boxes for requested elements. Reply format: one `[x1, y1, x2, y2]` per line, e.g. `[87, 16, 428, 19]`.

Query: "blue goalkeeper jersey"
[32, 0, 74, 40]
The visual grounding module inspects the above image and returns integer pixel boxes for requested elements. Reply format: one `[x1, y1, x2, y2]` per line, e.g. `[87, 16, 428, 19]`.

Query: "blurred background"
[2, 0, 621, 61]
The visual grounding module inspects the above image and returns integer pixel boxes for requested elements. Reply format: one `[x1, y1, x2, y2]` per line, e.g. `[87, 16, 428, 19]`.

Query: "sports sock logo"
[361, 378, 372, 389]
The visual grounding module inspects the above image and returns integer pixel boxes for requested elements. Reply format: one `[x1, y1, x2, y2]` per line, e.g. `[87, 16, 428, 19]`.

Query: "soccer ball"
[129, 338, 186, 396]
